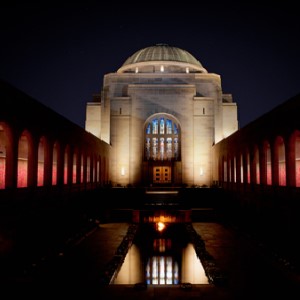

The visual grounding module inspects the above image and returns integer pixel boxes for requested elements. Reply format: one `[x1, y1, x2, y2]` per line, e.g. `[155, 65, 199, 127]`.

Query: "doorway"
[153, 166, 171, 184]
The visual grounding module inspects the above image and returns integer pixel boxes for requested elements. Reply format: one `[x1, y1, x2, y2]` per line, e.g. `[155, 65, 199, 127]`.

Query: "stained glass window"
[159, 118, 165, 134]
[152, 138, 158, 158]
[174, 138, 178, 160]
[146, 138, 151, 160]
[174, 123, 179, 135]
[166, 138, 172, 160]
[166, 119, 172, 134]
[152, 119, 158, 134]
[146, 123, 151, 134]
[160, 137, 164, 160]
[145, 114, 180, 161]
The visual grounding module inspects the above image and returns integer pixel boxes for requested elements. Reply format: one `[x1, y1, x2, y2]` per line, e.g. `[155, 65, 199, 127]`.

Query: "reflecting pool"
[111, 223, 209, 285]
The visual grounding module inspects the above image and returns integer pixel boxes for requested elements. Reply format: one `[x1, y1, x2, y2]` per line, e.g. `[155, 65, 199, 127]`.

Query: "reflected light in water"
[181, 243, 209, 284]
[146, 256, 179, 284]
[111, 239, 209, 285]
[112, 244, 143, 284]
[157, 222, 165, 232]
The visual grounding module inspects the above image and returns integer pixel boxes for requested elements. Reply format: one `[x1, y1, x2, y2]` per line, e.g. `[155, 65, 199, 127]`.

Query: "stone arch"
[0, 122, 14, 189]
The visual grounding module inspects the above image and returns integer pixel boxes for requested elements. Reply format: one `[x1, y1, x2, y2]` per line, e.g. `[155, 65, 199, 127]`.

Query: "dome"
[117, 44, 207, 73]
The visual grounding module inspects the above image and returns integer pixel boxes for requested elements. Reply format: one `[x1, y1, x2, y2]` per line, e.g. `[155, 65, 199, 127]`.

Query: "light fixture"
[200, 167, 204, 176]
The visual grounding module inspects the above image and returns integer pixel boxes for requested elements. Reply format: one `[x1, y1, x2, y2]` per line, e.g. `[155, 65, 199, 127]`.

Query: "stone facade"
[86, 44, 238, 186]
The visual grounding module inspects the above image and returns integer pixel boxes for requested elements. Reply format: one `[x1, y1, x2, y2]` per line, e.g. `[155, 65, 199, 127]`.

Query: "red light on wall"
[0, 157, 5, 189]
[17, 160, 28, 188]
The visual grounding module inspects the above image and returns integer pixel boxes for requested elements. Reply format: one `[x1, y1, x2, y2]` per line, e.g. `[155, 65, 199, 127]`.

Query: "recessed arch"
[288, 129, 300, 187]
[233, 155, 237, 183]
[0, 122, 13, 189]
[144, 113, 181, 161]
[239, 153, 243, 183]
[37, 136, 47, 186]
[295, 132, 300, 187]
[253, 146, 260, 184]
[72, 148, 79, 184]
[264, 140, 272, 185]
[275, 136, 286, 186]
[17, 130, 33, 188]
[223, 155, 228, 182]
[86, 153, 91, 183]
[52, 141, 59, 185]
[64, 145, 70, 184]
[80, 152, 84, 183]
[245, 151, 250, 184]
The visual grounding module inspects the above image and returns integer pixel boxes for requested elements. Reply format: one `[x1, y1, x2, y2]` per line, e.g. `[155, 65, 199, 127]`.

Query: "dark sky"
[1, 2, 299, 129]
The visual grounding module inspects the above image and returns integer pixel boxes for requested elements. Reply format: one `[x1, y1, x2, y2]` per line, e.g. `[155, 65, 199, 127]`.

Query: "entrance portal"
[153, 166, 171, 184]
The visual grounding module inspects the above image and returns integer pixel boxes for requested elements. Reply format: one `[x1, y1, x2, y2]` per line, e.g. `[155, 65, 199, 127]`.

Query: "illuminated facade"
[86, 44, 238, 186]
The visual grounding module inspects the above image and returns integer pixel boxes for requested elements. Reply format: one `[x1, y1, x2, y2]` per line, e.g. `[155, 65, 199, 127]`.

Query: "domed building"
[85, 44, 238, 187]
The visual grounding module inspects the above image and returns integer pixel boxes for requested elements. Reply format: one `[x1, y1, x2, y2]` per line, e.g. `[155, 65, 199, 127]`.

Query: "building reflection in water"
[112, 223, 209, 285]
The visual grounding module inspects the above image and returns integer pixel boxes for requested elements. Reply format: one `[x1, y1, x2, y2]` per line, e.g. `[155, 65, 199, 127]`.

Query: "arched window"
[144, 114, 180, 161]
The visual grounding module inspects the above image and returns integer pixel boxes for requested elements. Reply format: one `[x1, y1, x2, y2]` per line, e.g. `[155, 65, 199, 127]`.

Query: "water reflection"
[111, 223, 209, 285]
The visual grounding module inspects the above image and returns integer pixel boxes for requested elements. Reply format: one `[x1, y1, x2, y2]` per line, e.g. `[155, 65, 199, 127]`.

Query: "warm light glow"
[146, 256, 179, 285]
[17, 159, 28, 187]
[17, 135, 29, 188]
[112, 225, 209, 286]
[153, 238, 171, 252]
[72, 153, 77, 183]
[157, 222, 165, 232]
[121, 167, 125, 176]
[37, 162, 44, 186]
[0, 157, 5, 189]
[0, 125, 5, 189]
[186, 67, 189, 73]
[37, 138, 45, 186]
[181, 243, 209, 284]
[112, 244, 143, 284]
[160, 65, 164, 72]
[278, 138, 286, 186]
[64, 149, 68, 184]
[200, 167, 204, 176]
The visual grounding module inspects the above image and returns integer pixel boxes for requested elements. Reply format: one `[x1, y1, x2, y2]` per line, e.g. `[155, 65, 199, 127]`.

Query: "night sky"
[1, 2, 299, 129]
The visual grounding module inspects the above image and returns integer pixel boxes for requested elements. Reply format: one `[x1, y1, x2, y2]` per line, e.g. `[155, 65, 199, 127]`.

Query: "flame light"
[157, 222, 165, 232]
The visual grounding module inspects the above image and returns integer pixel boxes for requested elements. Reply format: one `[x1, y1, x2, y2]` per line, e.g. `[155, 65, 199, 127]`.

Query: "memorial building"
[85, 44, 238, 187]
